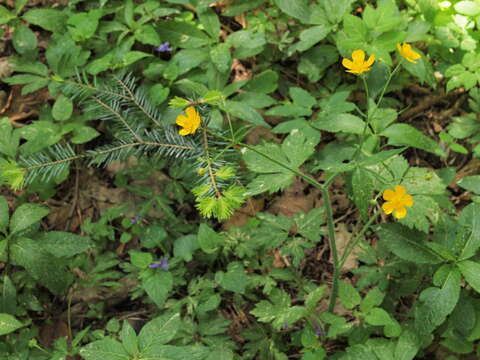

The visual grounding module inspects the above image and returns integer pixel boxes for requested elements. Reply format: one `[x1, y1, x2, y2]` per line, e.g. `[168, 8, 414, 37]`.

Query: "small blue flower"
[148, 258, 169, 271]
[314, 328, 323, 335]
[154, 42, 173, 52]
[282, 322, 289, 330]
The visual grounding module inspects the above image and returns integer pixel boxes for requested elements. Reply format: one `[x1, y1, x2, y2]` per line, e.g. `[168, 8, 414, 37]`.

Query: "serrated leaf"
[142, 271, 173, 308]
[10, 203, 49, 234]
[216, 262, 248, 294]
[365, 308, 401, 337]
[223, 100, 270, 128]
[138, 312, 181, 350]
[80, 338, 130, 360]
[173, 234, 198, 261]
[352, 167, 374, 221]
[36, 231, 91, 257]
[457, 203, 480, 261]
[210, 43, 231, 73]
[415, 267, 461, 334]
[11, 237, 73, 294]
[52, 94, 73, 121]
[382, 123, 446, 157]
[377, 223, 444, 264]
[458, 175, 480, 194]
[198, 223, 224, 254]
[313, 113, 366, 134]
[338, 281, 361, 309]
[457, 260, 480, 293]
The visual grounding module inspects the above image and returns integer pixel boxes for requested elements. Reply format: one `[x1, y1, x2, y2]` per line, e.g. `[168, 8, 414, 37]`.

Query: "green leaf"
[156, 20, 209, 48]
[0, 118, 19, 158]
[360, 287, 385, 313]
[10, 203, 49, 234]
[455, 1, 480, 15]
[46, 34, 90, 78]
[71, 126, 100, 144]
[67, 10, 103, 41]
[52, 95, 73, 122]
[458, 175, 480, 194]
[244, 70, 278, 93]
[294, 207, 325, 242]
[457, 203, 480, 260]
[289, 87, 316, 108]
[0, 5, 14, 25]
[0, 275, 16, 315]
[210, 43, 231, 73]
[22, 9, 65, 32]
[215, 262, 248, 294]
[134, 24, 161, 46]
[0, 313, 23, 335]
[274, 0, 311, 23]
[11, 237, 73, 294]
[198, 7, 220, 39]
[352, 167, 374, 221]
[298, 44, 338, 82]
[382, 123, 446, 157]
[120, 321, 139, 356]
[142, 271, 173, 308]
[365, 308, 401, 337]
[288, 25, 331, 54]
[198, 223, 224, 254]
[173, 234, 198, 261]
[313, 113, 366, 134]
[36, 231, 91, 257]
[457, 260, 480, 293]
[338, 281, 361, 309]
[80, 338, 130, 360]
[206, 347, 234, 360]
[223, 100, 270, 128]
[395, 329, 421, 360]
[415, 267, 461, 334]
[377, 223, 444, 264]
[305, 285, 327, 310]
[12, 24, 37, 55]
[243, 129, 317, 195]
[138, 312, 181, 350]
[129, 251, 153, 269]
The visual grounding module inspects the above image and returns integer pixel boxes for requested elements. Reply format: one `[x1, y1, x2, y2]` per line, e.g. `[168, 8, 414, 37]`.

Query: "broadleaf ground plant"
[0, 0, 480, 359]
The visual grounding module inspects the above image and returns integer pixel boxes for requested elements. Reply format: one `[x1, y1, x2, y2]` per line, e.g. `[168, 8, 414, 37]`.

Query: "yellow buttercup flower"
[176, 107, 201, 136]
[382, 185, 413, 219]
[342, 49, 375, 74]
[396, 43, 421, 64]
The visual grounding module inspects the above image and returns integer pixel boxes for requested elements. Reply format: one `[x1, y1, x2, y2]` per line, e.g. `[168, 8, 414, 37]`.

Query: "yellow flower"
[342, 49, 375, 74]
[382, 185, 414, 219]
[176, 107, 201, 136]
[396, 43, 421, 64]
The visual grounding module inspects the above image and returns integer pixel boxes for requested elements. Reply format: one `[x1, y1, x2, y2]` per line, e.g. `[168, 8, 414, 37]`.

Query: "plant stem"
[339, 210, 379, 269]
[323, 187, 339, 313]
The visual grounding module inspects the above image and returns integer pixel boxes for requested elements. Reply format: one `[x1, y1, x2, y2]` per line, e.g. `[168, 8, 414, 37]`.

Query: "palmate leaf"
[243, 128, 318, 195]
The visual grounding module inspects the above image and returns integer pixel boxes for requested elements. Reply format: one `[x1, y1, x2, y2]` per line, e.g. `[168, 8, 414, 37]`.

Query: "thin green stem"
[339, 210, 380, 269]
[323, 187, 339, 313]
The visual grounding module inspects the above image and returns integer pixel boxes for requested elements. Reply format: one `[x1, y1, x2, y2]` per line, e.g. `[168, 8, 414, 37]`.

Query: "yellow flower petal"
[402, 194, 414, 207]
[342, 58, 354, 69]
[394, 207, 407, 219]
[176, 114, 188, 126]
[394, 185, 406, 196]
[352, 49, 365, 63]
[365, 55, 375, 67]
[383, 189, 395, 201]
[382, 201, 395, 214]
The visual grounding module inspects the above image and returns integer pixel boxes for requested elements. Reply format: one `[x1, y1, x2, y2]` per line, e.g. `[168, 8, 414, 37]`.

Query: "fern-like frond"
[20, 143, 77, 186]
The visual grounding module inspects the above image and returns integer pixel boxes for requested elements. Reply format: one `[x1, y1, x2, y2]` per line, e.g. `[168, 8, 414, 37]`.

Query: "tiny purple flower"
[282, 322, 289, 330]
[314, 328, 323, 335]
[154, 42, 173, 52]
[131, 215, 142, 224]
[148, 258, 169, 271]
